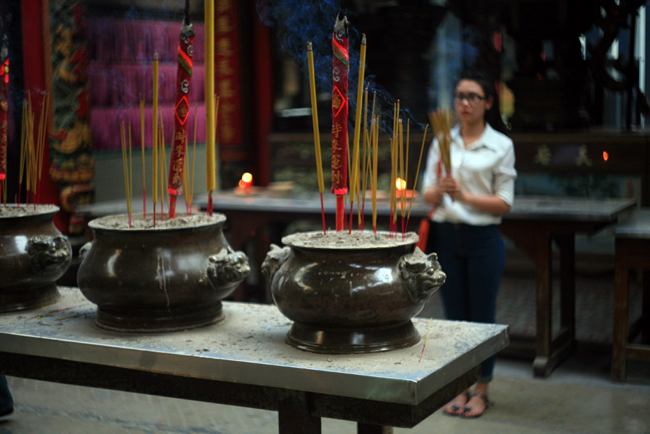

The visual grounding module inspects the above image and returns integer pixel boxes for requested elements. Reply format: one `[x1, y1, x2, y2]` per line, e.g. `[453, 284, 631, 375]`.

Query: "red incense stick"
[331, 14, 349, 231]
[0, 57, 8, 193]
[168, 0, 194, 219]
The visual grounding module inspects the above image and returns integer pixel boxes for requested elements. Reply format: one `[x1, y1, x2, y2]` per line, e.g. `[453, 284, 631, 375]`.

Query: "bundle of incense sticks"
[429, 109, 452, 174]
[18, 92, 49, 206]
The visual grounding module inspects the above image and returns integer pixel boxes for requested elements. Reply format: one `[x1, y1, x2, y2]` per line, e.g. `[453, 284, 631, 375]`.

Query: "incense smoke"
[256, 0, 423, 133]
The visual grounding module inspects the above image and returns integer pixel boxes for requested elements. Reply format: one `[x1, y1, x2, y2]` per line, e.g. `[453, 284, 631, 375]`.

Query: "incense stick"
[120, 122, 131, 227]
[307, 41, 326, 235]
[349, 34, 367, 234]
[191, 103, 198, 215]
[372, 116, 378, 234]
[419, 317, 434, 362]
[140, 94, 146, 218]
[153, 53, 159, 226]
[407, 126, 428, 224]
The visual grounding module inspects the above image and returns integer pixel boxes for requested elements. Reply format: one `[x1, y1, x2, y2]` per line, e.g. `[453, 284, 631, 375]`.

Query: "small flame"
[239, 172, 253, 189]
[603, 152, 609, 162]
[396, 178, 406, 191]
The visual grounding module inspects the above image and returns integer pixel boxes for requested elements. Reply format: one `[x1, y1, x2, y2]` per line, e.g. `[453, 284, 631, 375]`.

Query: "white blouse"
[421, 123, 517, 225]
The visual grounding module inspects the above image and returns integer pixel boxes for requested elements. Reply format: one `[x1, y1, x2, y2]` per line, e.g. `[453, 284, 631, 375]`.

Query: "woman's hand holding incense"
[439, 176, 461, 198]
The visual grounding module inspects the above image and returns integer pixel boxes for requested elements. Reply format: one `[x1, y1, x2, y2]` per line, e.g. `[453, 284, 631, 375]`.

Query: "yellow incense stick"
[205, 0, 216, 192]
[419, 317, 434, 362]
[307, 42, 324, 194]
[191, 104, 198, 208]
[120, 123, 129, 214]
[37, 93, 49, 192]
[128, 124, 133, 217]
[350, 34, 366, 205]
[359, 86, 369, 225]
[372, 117, 378, 230]
[140, 94, 146, 213]
[153, 53, 159, 206]
[159, 123, 167, 206]
[407, 126, 428, 221]
[399, 120, 405, 218]
[19, 98, 27, 191]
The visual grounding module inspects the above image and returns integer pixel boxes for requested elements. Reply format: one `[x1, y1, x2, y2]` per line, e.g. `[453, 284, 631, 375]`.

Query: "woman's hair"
[456, 69, 509, 135]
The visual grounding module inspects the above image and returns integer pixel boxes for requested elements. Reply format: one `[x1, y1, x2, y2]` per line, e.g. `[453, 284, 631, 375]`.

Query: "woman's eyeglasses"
[454, 93, 486, 105]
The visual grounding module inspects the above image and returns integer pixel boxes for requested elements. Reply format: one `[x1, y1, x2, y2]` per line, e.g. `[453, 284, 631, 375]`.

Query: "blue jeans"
[0, 375, 13, 414]
[430, 222, 505, 382]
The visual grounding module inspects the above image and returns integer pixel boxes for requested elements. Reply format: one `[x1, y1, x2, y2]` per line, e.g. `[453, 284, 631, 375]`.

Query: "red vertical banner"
[215, 0, 242, 146]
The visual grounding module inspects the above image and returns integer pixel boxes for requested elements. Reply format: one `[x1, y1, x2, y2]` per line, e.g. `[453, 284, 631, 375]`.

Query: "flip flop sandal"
[443, 390, 470, 416]
[461, 392, 493, 418]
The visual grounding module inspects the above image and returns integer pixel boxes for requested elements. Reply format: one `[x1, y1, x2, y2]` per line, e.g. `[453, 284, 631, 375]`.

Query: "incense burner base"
[0, 284, 60, 314]
[286, 321, 419, 354]
[262, 230, 446, 354]
[77, 213, 250, 333]
[95, 303, 225, 333]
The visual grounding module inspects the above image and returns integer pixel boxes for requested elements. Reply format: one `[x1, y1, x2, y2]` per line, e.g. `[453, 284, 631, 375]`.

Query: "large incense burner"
[262, 231, 445, 354]
[77, 213, 250, 332]
[0, 204, 72, 313]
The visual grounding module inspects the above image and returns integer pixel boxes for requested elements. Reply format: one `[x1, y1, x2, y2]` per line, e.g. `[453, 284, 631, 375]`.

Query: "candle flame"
[396, 177, 406, 191]
[603, 151, 609, 161]
[239, 172, 253, 189]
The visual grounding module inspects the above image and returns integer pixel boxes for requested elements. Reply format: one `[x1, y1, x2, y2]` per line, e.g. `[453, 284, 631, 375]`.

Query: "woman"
[421, 70, 516, 418]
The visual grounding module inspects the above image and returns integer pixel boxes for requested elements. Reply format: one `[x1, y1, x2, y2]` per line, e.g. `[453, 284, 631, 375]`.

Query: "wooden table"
[612, 209, 650, 382]
[0, 288, 508, 433]
[497, 197, 636, 377]
[193, 193, 636, 378]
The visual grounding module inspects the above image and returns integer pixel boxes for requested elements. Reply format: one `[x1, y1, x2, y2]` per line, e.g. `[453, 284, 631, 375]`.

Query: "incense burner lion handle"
[79, 241, 93, 261]
[26, 235, 72, 275]
[260, 244, 291, 283]
[398, 248, 446, 304]
[207, 247, 251, 292]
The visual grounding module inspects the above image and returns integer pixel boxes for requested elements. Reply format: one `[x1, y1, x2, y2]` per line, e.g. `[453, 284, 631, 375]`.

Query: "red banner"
[215, 0, 242, 146]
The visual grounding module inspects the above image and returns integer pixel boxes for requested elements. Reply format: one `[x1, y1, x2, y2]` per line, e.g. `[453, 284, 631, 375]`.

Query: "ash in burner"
[89, 213, 226, 230]
[0, 204, 59, 218]
[282, 230, 419, 249]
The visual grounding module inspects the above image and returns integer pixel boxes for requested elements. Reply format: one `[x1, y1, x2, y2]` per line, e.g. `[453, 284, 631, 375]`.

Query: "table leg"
[641, 270, 650, 345]
[532, 232, 554, 378]
[612, 240, 630, 382]
[278, 391, 322, 434]
[548, 234, 578, 371]
[358, 424, 393, 434]
[556, 234, 576, 337]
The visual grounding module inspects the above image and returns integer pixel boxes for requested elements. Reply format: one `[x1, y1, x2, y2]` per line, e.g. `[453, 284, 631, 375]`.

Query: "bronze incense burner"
[77, 213, 250, 332]
[262, 231, 445, 354]
[0, 204, 72, 313]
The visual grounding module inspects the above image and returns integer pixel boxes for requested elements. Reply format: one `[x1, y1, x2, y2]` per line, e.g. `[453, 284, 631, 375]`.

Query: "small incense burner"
[0, 204, 72, 313]
[77, 213, 250, 332]
[262, 231, 446, 354]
